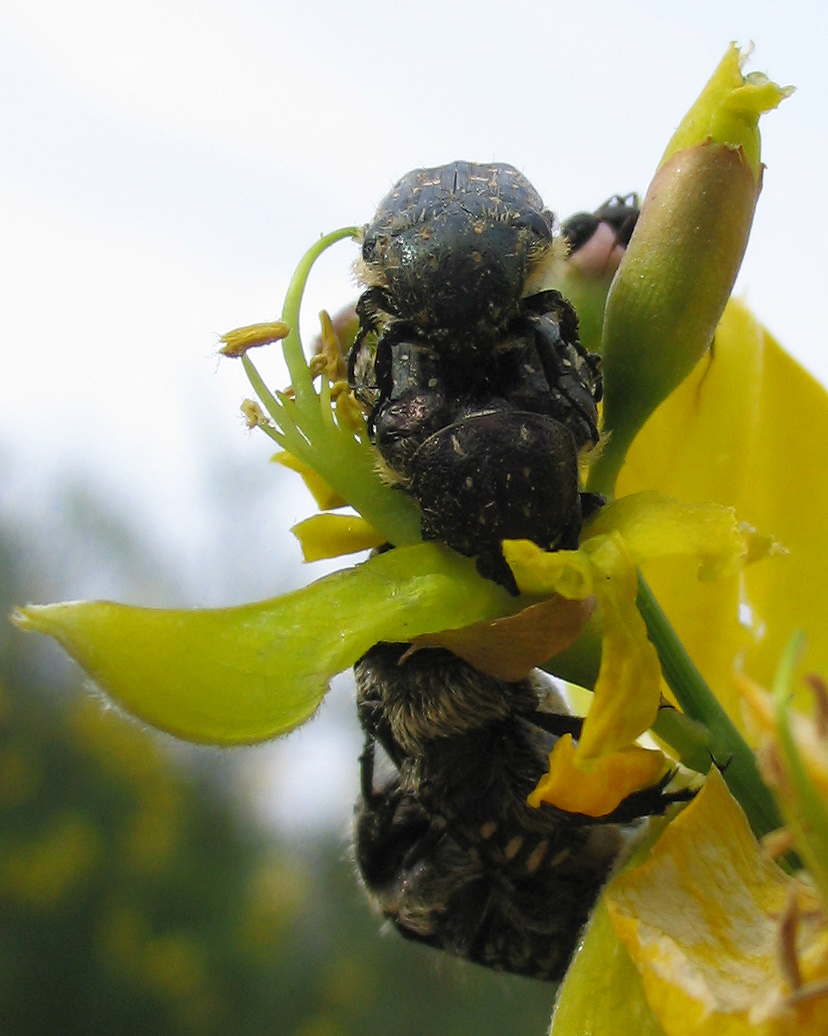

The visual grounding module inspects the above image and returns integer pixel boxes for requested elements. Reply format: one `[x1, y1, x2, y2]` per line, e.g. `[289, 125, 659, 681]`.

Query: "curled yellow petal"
[504, 533, 662, 761]
[507, 492, 778, 763]
[291, 513, 385, 562]
[528, 733, 667, 817]
[578, 534, 663, 759]
[586, 491, 782, 580]
[502, 534, 660, 760]
[607, 768, 828, 1036]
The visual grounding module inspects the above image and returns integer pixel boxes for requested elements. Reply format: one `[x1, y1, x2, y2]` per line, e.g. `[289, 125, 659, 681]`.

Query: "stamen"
[777, 891, 802, 992]
[761, 827, 796, 860]
[805, 673, 828, 739]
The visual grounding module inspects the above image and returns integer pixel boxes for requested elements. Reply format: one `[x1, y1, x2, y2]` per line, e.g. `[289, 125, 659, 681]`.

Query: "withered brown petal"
[410, 595, 596, 681]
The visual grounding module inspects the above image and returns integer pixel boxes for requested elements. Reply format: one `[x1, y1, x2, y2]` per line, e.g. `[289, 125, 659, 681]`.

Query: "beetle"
[345, 168, 676, 981]
[349, 161, 604, 589]
[353, 648, 688, 982]
[562, 192, 640, 256]
[354, 722, 614, 982]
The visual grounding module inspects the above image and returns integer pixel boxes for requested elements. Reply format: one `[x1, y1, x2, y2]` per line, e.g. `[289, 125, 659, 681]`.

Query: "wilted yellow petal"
[587, 492, 780, 580]
[501, 539, 594, 599]
[291, 513, 385, 562]
[272, 451, 347, 511]
[618, 299, 828, 721]
[578, 533, 663, 759]
[607, 768, 828, 1036]
[528, 733, 667, 817]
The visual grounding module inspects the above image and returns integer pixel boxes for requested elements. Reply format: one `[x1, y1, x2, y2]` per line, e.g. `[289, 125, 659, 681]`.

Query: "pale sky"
[2, 0, 825, 829]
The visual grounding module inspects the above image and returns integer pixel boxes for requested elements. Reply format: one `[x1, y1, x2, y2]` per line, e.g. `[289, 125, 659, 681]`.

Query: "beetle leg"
[521, 311, 601, 449]
[527, 710, 584, 739]
[521, 290, 602, 399]
[355, 285, 402, 327]
[368, 332, 453, 478]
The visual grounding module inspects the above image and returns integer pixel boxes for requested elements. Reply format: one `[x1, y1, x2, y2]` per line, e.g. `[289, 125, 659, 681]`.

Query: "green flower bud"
[589, 45, 792, 495]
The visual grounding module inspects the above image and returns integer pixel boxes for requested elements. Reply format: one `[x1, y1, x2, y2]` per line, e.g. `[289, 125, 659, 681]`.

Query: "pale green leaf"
[12, 544, 515, 745]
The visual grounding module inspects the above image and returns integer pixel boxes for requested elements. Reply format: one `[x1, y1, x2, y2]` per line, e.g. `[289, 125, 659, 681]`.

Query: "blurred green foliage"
[1, 498, 555, 1035]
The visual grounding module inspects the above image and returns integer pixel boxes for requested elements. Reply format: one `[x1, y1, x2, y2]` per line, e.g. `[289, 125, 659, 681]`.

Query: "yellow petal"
[606, 768, 828, 1036]
[291, 513, 385, 562]
[501, 539, 594, 600]
[661, 44, 792, 181]
[503, 534, 662, 760]
[272, 451, 347, 511]
[586, 491, 780, 580]
[507, 492, 774, 761]
[528, 733, 667, 817]
[578, 533, 663, 759]
[617, 299, 828, 721]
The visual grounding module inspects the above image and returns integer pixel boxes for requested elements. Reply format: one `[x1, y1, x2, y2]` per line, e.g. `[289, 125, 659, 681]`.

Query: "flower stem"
[280, 226, 359, 413]
[637, 573, 782, 837]
[236, 224, 423, 547]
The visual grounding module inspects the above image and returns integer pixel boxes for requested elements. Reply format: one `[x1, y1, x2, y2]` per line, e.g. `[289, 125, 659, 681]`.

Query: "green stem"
[241, 353, 290, 429]
[650, 706, 712, 775]
[280, 226, 359, 413]
[637, 573, 781, 837]
[585, 442, 627, 498]
[236, 225, 422, 546]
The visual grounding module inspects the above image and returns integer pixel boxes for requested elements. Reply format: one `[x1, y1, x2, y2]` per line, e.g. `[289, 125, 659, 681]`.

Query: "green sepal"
[549, 896, 666, 1036]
